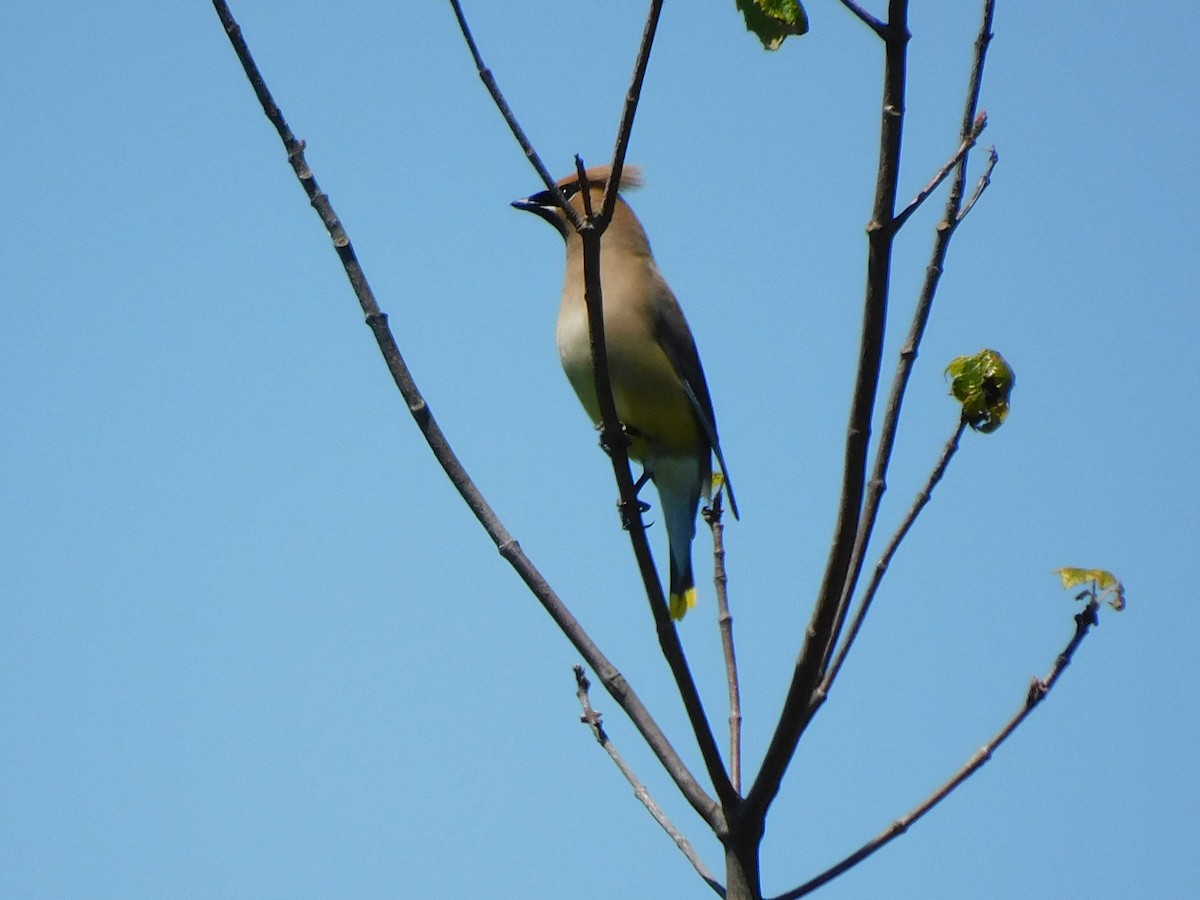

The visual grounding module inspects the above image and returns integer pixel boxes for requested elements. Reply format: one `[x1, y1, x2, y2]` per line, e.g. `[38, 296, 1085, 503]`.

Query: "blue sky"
[3, 2, 1197, 897]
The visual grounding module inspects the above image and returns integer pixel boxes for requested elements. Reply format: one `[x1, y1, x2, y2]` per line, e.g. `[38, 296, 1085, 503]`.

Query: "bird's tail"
[653, 458, 704, 621]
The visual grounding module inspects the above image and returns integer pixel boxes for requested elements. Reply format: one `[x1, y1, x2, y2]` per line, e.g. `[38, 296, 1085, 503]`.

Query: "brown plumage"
[514, 166, 737, 619]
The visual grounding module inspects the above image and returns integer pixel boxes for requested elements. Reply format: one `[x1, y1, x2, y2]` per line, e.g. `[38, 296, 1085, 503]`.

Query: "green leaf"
[737, 0, 810, 50]
[1054, 567, 1126, 611]
[945, 348, 1015, 433]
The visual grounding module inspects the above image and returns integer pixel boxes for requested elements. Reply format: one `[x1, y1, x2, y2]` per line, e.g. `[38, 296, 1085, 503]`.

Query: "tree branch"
[773, 598, 1104, 900]
[957, 145, 999, 222]
[446, 0, 583, 232]
[601, 0, 663, 224]
[580, 208, 737, 817]
[575, 1, 738, 814]
[816, 0, 997, 700]
[821, 418, 967, 691]
[705, 495, 742, 795]
[211, 0, 724, 834]
[838, 0, 888, 38]
[744, 0, 911, 828]
[893, 112, 987, 230]
[573, 667, 727, 898]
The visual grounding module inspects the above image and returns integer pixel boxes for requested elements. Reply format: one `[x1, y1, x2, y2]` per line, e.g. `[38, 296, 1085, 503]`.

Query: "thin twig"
[893, 112, 988, 230]
[601, 0, 664, 224]
[705, 495, 742, 795]
[574, 154, 595, 219]
[773, 598, 1103, 900]
[821, 418, 967, 692]
[446, 0, 584, 232]
[957, 146, 999, 221]
[838, 0, 888, 38]
[817, 0, 997, 697]
[211, 0, 724, 834]
[573, 667, 726, 898]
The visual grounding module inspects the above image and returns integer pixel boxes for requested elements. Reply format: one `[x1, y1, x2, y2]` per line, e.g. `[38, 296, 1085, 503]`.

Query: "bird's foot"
[618, 496, 652, 531]
[597, 422, 642, 458]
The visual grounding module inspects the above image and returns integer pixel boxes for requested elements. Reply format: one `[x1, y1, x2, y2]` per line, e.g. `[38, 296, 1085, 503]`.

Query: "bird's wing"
[651, 286, 740, 520]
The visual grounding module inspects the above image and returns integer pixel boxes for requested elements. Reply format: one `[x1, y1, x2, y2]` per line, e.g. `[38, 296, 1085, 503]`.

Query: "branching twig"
[211, 0, 724, 834]
[957, 145, 999, 222]
[705, 495, 742, 795]
[893, 112, 988, 230]
[821, 418, 968, 692]
[817, 0, 997, 699]
[573, 667, 726, 898]
[839, 0, 888, 38]
[773, 598, 1103, 900]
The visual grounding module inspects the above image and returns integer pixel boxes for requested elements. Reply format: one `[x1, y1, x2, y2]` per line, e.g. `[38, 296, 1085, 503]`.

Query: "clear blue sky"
[3, 2, 1196, 897]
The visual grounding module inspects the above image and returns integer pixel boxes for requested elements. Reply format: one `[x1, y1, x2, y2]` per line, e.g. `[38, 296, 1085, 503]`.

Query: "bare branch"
[838, 0, 888, 38]
[446, 0, 584, 232]
[893, 112, 988, 230]
[211, 0, 724, 834]
[705, 495, 742, 795]
[773, 599, 1104, 900]
[817, 0, 997, 701]
[821, 418, 967, 692]
[573, 667, 727, 898]
[744, 0, 912, 827]
[957, 145, 999, 222]
[601, 0, 664, 224]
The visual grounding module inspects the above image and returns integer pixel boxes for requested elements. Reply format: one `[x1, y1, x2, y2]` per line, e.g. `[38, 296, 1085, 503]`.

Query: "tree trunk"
[724, 837, 763, 900]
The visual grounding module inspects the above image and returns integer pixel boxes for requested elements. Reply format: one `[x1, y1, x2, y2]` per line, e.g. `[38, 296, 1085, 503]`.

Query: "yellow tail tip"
[669, 587, 698, 621]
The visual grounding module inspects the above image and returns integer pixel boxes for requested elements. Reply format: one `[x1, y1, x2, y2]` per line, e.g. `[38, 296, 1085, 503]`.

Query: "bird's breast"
[556, 283, 703, 462]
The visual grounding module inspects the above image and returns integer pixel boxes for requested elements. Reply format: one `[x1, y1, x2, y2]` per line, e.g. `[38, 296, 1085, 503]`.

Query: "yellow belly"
[557, 297, 702, 461]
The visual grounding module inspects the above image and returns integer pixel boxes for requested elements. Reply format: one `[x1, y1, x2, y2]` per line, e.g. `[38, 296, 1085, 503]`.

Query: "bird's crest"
[558, 164, 644, 194]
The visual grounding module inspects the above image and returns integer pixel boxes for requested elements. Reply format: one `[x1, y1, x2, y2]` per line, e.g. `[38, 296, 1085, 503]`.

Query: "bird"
[513, 164, 738, 621]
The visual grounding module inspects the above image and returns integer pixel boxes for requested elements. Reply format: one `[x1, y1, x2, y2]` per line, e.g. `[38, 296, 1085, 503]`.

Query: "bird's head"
[512, 164, 643, 240]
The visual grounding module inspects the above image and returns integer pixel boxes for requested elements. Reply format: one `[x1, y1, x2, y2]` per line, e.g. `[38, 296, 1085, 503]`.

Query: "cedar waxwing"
[513, 165, 738, 621]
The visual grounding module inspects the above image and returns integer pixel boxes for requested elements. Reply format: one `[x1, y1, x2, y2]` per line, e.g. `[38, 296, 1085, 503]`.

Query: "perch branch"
[451, 0, 734, 813]
[577, 0, 737, 813]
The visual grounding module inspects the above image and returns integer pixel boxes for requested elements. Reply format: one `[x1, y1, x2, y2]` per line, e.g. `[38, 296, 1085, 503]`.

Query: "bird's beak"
[512, 191, 569, 240]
